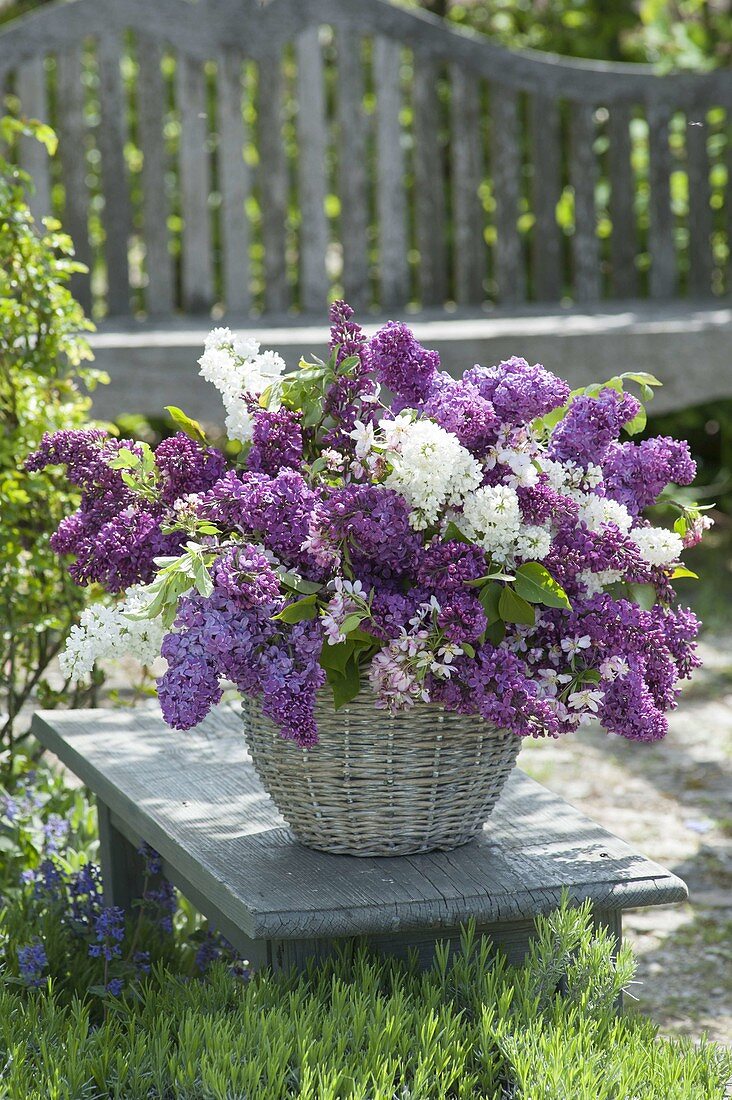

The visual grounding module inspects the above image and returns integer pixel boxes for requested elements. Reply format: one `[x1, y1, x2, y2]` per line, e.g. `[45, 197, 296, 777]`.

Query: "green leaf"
[514, 563, 571, 610]
[165, 406, 208, 446]
[273, 595, 318, 623]
[462, 642, 475, 658]
[582, 669, 602, 683]
[483, 619, 506, 645]
[670, 566, 698, 580]
[466, 571, 515, 587]
[320, 640, 355, 675]
[339, 613, 364, 635]
[479, 582, 502, 625]
[443, 521, 471, 544]
[279, 572, 322, 595]
[623, 406, 647, 436]
[192, 557, 214, 598]
[498, 587, 536, 625]
[628, 582, 657, 611]
[108, 447, 139, 470]
[673, 516, 688, 537]
[327, 655, 362, 710]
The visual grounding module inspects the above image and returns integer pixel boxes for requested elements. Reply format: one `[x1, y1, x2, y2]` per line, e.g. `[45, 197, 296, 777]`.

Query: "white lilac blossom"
[197, 327, 285, 444]
[631, 527, 684, 568]
[32, 301, 705, 746]
[381, 415, 482, 529]
[60, 586, 165, 682]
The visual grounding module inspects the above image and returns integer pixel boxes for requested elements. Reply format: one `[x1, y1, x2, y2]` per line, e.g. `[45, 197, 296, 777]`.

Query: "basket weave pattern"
[242, 690, 522, 856]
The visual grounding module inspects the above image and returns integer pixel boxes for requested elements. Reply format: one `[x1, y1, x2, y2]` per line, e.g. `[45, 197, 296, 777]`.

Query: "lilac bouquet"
[29, 303, 709, 749]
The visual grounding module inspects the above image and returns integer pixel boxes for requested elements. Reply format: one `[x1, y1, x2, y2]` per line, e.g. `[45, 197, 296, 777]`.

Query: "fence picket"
[55, 45, 93, 313]
[176, 52, 213, 312]
[257, 48, 289, 314]
[413, 55, 448, 305]
[373, 35, 409, 307]
[16, 56, 52, 223]
[97, 35, 132, 315]
[136, 36, 174, 315]
[450, 66, 484, 304]
[647, 100, 677, 299]
[217, 51, 251, 314]
[607, 102, 637, 298]
[568, 102, 600, 302]
[491, 83, 523, 303]
[529, 93, 562, 302]
[686, 108, 713, 297]
[296, 27, 330, 313]
[336, 27, 369, 309]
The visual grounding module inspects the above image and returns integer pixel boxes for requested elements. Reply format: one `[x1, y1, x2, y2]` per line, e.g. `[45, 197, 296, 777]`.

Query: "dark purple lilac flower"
[421, 375, 497, 454]
[213, 543, 283, 607]
[367, 321, 439, 406]
[602, 436, 696, 516]
[329, 300, 368, 366]
[416, 540, 486, 592]
[247, 405, 304, 476]
[155, 433, 227, 504]
[465, 357, 570, 424]
[307, 484, 420, 579]
[17, 940, 47, 987]
[437, 592, 487, 644]
[550, 389, 641, 468]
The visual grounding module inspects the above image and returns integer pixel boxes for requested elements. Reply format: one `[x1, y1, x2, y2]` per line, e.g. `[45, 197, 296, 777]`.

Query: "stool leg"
[97, 800, 146, 912]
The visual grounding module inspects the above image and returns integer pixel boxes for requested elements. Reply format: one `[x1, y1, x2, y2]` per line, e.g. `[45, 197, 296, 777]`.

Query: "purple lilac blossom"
[602, 436, 696, 516]
[421, 375, 497, 454]
[367, 321, 439, 406]
[465, 357, 570, 424]
[247, 405, 304, 476]
[155, 433, 227, 504]
[550, 389, 641, 468]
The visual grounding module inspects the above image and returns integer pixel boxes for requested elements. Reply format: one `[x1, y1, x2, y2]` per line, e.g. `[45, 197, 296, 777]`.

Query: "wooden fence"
[1, 0, 731, 317]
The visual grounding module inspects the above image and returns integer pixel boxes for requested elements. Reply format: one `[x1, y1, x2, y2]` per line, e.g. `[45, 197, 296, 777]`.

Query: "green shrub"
[0, 901, 729, 1099]
[0, 113, 105, 768]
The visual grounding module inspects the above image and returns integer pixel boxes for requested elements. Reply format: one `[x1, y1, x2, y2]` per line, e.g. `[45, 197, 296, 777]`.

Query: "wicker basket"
[242, 689, 521, 856]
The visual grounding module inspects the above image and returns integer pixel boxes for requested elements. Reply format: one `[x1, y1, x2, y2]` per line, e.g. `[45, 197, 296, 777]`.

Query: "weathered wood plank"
[217, 51, 251, 314]
[413, 54, 448, 306]
[56, 45, 93, 313]
[686, 108, 713, 298]
[450, 66, 484, 305]
[529, 92, 562, 302]
[568, 101, 601, 302]
[97, 800, 146, 911]
[647, 99, 677, 299]
[96, 34, 132, 315]
[31, 705, 689, 943]
[373, 35, 409, 307]
[176, 52, 214, 312]
[136, 36, 174, 315]
[295, 26, 330, 313]
[16, 55, 52, 222]
[490, 82, 523, 304]
[336, 25, 369, 309]
[607, 102, 638, 298]
[256, 48, 289, 314]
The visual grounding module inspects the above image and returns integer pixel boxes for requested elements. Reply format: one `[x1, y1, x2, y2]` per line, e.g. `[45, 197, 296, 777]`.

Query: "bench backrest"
[2, 0, 730, 317]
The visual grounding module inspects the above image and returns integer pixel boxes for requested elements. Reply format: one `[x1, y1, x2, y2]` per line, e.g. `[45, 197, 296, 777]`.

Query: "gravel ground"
[519, 630, 732, 1046]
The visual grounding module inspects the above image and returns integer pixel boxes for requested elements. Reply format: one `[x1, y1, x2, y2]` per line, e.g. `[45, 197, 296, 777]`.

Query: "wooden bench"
[32, 705, 688, 972]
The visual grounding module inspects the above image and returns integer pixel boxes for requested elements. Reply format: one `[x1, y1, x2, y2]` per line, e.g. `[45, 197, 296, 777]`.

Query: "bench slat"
[176, 52, 214, 312]
[569, 101, 601, 302]
[336, 27, 369, 310]
[257, 47, 289, 314]
[608, 102, 638, 298]
[56, 44, 93, 314]
[374, 35, 409, 308]
[16, 56, 52, 224]
[450, 65, 485, 305]
[97, 34, 132, 316]
[490, 82, 523, 304]
[647, 99, 677, 299]
[686, 108, 713, 298]
[413, 54, 448, 306]
[136, 36, 174, 315]
[529, 92, 562, 302]
[217, 51, 251, 315]
[296, 26, 330, 313]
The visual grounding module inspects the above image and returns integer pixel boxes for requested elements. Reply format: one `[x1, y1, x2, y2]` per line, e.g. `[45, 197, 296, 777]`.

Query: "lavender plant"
[28, 303, 711, 750]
